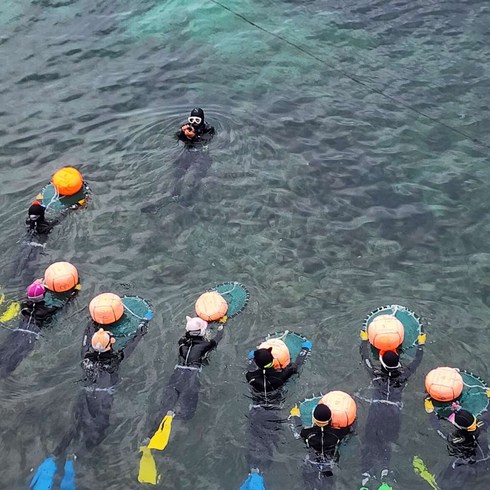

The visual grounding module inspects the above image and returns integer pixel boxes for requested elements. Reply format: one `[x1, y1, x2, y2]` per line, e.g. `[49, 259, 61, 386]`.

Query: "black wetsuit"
[246, 362, 301, 402]
[153, 328, 224, 426]
[55, 319, 148, 453]
[359, 341, 423, 478]
[245, 348, 309, 471]
[289, 419, 351, 489]
[0, 294, 75, 378]
[431, 412, 490, 489]
[25, 216, 57, 236]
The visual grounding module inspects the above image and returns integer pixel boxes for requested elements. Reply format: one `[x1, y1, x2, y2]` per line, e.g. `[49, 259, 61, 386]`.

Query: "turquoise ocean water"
[0, 0, 490, 488]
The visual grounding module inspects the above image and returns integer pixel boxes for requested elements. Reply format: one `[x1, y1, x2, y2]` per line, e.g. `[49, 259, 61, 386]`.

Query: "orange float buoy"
[89, 293, 124, 325]
[367, 314, 404, 351]
[52, 167, 83, 196]
[320, 391, 357, 428]
[258, 338, 291, 369]
[44, 261, 79, 292]
[195, 291, 228, 322]
[425, 367, 464, 402]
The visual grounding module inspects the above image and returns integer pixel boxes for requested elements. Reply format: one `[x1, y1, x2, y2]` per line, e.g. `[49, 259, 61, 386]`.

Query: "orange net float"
[367, 314, 404, 352]
[89, 293, 124, 325]
[52, 167, 83, 196]
[258, 338, 291, 369]
[320, 391, 357, 428]
[44, 261, 79, 292]
[425, 367, 464, 402]
[195, 291, 228, 322]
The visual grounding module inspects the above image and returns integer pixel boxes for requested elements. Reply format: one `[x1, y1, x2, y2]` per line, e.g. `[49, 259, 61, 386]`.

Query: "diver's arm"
[81, 321, 97, 358]
[204, 124, 215, 135]
[210, 324, 225, 347]
[359, 340, 375, 375]
[279, 363, 299, 382]
[405, 345, 424, 378]
[288, 405, 303, 439]
[294, 344, 311, 371]
[121, 319, 149, 358]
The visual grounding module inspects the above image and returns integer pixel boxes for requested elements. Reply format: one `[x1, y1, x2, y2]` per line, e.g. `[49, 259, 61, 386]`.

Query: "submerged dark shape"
[141, 149, 213, 212]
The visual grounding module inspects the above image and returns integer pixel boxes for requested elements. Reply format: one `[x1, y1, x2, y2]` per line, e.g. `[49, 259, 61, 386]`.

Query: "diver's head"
[28, 201, 45, 222]
[313, 404, 332, 427]
[379, 350, 401, 371]
[185, 316, 208, 337]
[254, 347, 274, 369]
[188, 107, 205, 128]
[91, 328, 115, 353]
[449, 409, 478, 432]
[26, 279, 46, 302]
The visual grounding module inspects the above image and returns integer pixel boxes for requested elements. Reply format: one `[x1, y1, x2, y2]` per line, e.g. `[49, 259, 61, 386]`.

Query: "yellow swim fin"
[413, 455, 439, 490]
[0, 301, 20, 323]
[138, 446, 160, 485]
[148, 413, 173, 451]
[424, 397, 434, 414]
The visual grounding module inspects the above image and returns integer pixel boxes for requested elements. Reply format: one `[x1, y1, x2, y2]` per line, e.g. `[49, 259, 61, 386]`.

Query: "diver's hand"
[301, 340, 312, 351]
[182, 124, 195, 138]
[138, 321, 149, 336]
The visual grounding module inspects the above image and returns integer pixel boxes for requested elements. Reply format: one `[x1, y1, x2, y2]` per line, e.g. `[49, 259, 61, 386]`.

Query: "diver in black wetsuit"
[54, 318, 149, 453]
[244, 342, 311, 474]
[151, 316, 224, 426]
[9, 202, 57, 288]
[289, 404, 352, 489]
[177, 107, 215, 145]
[359, 340, 424, 487]
[172, 108, 215, 202]
[0, 279, 79, 378]
[246, 345, 310, 405]
[141, 108, 215, 213]
[429, 407, 490, 489]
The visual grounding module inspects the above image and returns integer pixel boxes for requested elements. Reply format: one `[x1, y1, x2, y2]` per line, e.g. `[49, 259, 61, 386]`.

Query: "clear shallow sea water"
[0, 0, 490, 488]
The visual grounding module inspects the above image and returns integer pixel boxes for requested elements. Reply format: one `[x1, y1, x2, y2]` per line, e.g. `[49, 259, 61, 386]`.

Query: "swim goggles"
[188, 116, 202, 125]
[312, 415, 331, 427]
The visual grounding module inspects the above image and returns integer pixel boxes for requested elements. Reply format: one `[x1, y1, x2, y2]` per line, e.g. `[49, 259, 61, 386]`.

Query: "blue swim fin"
[239, 470, 266, 490]
[29, 457, 57, 490]
[60, 456, 76, 490]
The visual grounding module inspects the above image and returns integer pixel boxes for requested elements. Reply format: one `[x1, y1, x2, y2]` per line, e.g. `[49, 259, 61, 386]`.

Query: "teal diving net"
[109, 296, 152, 351]
[212, 282, 249, 319]
[38, 183, 89, 213]
[432, 371, 489, 418]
